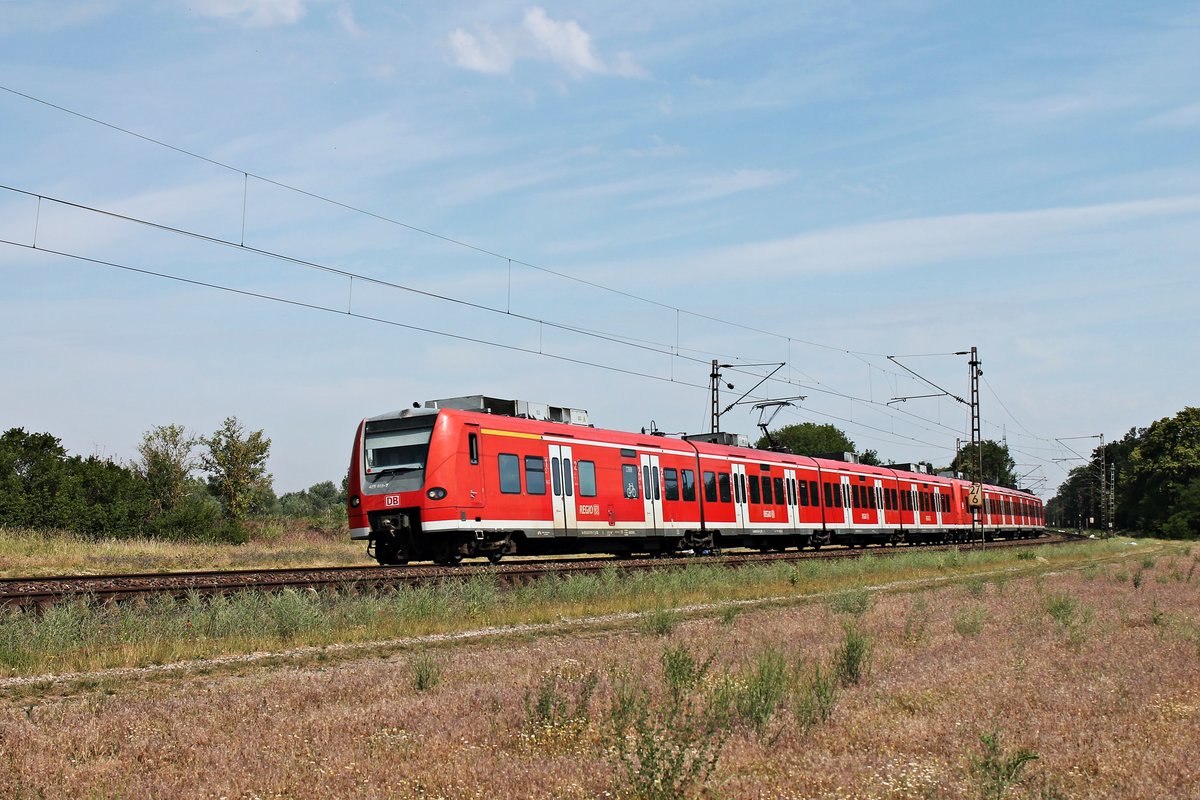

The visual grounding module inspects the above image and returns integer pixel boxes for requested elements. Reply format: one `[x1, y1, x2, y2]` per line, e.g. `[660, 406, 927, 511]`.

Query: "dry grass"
[0, 541, 1196, 798]
[0, 525, 364, 578]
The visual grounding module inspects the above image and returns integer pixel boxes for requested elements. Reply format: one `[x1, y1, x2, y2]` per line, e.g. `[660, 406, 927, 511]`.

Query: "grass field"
[0, 523, 365, 578]
[0, 538, 1196, 798]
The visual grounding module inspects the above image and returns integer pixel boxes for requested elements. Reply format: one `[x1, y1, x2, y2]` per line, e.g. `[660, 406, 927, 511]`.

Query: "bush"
[832, 620, 872, 686]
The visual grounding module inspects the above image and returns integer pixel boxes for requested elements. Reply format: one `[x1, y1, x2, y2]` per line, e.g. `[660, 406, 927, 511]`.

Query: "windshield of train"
[363, 416, 435, 476]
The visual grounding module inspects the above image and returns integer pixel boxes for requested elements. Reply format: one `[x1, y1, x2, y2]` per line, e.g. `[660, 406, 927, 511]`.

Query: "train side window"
[869, 487, 877, 509]
[469, 433, 479, 465]
[563, 459, 573, 497]
[760, 476, 772, 504]
[810, 481, 819, 506]
[738, 473, 747, 504]
[526, 456, 547, 495]
[682, 469, 696, 502]
[663, 468, 679, 501]
[718, 473, 732, 503]
[622, 463, 640, 499]
[652, 466, 661, 500]
[551, 457, 562, 497]
[749, 475, 761, 504]
[704, 471, 717, 502]
[499, 454, 521, 494]
[578, 460, 596, 497]
[799, 480, 809, 507]
[835, 484, 844, 508]
[824, 482, 833, 507]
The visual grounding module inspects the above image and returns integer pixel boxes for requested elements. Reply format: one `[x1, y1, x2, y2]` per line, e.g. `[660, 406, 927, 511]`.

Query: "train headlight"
[426, 487, 447, 500]
[350, 496, 361, 507]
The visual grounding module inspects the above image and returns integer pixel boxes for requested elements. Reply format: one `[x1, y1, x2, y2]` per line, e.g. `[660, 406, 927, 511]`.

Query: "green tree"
[859, 449, 882, 466]
[135, 424, 198, 513]
[950, 440, 1017, 488]
[0, 428, 151, 538]
[200, 417, 272, 521]
[756, 423, 856, 456]
[1125, 407, 1200, 535]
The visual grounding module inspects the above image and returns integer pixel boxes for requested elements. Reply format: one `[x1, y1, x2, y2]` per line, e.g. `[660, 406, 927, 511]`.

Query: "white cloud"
[1143, 102, 1200, 130]
[447, 6, 644, 79]
[190, 0, 307, 28]
[447, 27, 515, 75]
[681, 195, 1200, 278]
[335, 3, 362, 36]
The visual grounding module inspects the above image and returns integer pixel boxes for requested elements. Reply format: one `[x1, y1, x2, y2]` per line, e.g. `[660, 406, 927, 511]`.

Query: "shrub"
[794, 663, 838, 731]
[734, 646, 791, 739]
[832, 620, 872, 687]
[827, 586, 872, 617]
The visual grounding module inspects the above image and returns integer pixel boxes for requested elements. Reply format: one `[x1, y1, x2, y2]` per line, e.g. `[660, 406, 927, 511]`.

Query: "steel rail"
[0, 534, 1063, 609]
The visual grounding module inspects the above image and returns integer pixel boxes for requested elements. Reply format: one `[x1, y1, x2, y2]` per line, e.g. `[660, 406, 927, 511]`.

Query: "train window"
[622, 464, 640, 499]
[749, 475, 761, 504]
[704, 471, 717, 502]
[810, 481, 819, 506]
[663, 468, 679, 501]
[682, 469, 696, 502]
[834, 484, 844, 508]
[850, 485, 859, 509]
[869, 487, 877, 509]
[787, 478, 796, 505]
[469, 433, 479, 465]
[499, 454, 521, 494]
[652, 466, 661, 500]
[578, 460, 597, 497]
[563, 459, 573, 497]
[761, 477, 773, 504]
[621, 448, 636, 458]
[719, 473, 732, 503]
[774, 477, 785, 504]
[526, 456, 547, 495]
[551, 457, 562, 497]
[824, 482, 833, 507]
[799, 480, 809, 507]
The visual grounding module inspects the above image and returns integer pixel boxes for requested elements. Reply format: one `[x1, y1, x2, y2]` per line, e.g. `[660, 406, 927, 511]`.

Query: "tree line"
[0, 418, 344, 543]
[1045, 406, 1200, 538]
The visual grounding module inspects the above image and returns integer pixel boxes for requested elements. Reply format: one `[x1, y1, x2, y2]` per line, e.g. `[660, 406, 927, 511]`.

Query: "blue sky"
[2, 0, 1197, 498]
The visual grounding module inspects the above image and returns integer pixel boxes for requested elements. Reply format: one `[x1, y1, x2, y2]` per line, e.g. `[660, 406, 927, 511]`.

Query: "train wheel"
[487, 552, 504, 565]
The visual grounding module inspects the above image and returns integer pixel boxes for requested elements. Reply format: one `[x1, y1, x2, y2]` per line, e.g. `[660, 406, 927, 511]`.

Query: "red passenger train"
[347, 396, 1044, 565]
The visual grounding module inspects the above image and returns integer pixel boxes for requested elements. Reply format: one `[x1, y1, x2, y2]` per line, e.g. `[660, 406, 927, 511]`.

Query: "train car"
[347, 395, 1044, 565]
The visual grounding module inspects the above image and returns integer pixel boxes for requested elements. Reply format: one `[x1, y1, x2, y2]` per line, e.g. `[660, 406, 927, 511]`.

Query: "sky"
[2, 0, 1197, 499]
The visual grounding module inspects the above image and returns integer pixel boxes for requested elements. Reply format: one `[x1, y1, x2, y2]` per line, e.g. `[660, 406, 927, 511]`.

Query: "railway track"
[0, 534, 1064, 608]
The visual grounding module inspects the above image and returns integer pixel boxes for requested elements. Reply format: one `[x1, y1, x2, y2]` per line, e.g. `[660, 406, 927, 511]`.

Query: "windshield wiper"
[367, 464, 422, 481]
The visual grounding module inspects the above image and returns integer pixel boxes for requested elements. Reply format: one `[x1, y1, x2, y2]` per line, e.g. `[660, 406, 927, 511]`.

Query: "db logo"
[384, 495, 401, 507]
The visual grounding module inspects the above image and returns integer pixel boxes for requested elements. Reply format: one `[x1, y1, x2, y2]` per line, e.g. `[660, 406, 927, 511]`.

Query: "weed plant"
[832, 620, 872, 686]
[410, 651, 443, 691]
[953, 604, 987, 638]
[734, 646, 791, 739]
[902, 594, 931, 647]
[968, 729, 1039, 800]
[826, 585, 872, 617]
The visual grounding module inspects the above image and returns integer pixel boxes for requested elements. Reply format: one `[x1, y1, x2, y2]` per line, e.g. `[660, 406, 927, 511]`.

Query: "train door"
[463, 425, 485, 509]
[872, 479, 884, 526]
[640, 453, 663, 533]
[840, 475, 853, 529]
[933, 487, 944, 528]
[909, 486, 922, 534]
[785, 468, 799, 530]
[731, 462, 749, 532]
[548, 444, 577, 536]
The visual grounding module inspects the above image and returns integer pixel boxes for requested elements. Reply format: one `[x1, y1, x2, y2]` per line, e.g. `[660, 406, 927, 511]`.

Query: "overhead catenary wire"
[0, 85, 1062, 483]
